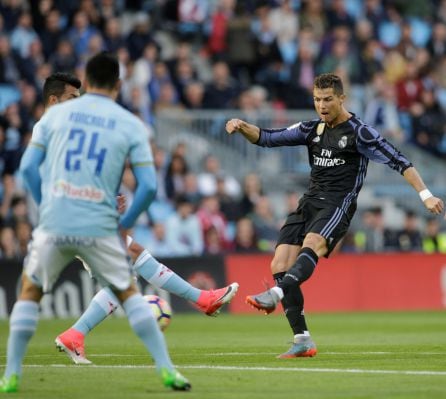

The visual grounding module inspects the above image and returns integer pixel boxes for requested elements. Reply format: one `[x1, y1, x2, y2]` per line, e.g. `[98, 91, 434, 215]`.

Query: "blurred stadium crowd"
[0, 0, 446, 259]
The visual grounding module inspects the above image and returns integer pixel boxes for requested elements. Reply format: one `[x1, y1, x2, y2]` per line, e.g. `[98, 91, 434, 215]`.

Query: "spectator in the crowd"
[0, 225, 19, 259]
[232, 217, 258, 253]
[215, 173, 241, 222]
[268, 0, 299, 66]
[326, 0, 356, 30]
[395, 61, 423, 112]
[354, 207, 392, 253]
[164, 153, 189, 200]
[251, 5, 283, 89]
[197, 154, 241, 199]
[394, 210, 423, 252]
[49, 39, 78, 73]
[183, 172, 202, 207]
[39, 8, 64, 60]
[410, 89, 446, 155]
[364, 73, 405, 142]
[238, 172, 262, 216]
[196, 195, 229, 252]
[422, 217, 446, 253]
[183, 80, 205, 109]
[165, 195, 204, 256]
[286, 42, 317, 109]
[203, 60, 240, 109]
[9, 12, 39, 59]
[143, 222, 175, 258]
[0, 0, 24, 32]
[126, 12, 155, 61]
[248, 195, 280, 252]
[299, 0, 327, 42]
[67, 10, 99, 58]
[427, 22, 446, 60]
[103, 17, 125, 53]
[14, 218, 31, 258]
[0, 35, 21, 84]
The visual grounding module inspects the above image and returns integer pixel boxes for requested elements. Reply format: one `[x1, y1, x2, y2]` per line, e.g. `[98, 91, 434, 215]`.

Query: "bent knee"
[303, 233, 328, 257]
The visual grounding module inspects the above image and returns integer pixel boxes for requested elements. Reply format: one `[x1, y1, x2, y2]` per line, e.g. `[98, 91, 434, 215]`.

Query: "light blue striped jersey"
[30, 93, 153, 236]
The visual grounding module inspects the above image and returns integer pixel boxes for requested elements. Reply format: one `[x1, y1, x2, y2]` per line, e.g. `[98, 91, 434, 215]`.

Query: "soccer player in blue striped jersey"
[226, 73, 444, 359]
[0, 52, 190, 393]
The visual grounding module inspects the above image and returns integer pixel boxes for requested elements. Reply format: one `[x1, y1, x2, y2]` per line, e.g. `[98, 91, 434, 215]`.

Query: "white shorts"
[24, 229, 133, 293]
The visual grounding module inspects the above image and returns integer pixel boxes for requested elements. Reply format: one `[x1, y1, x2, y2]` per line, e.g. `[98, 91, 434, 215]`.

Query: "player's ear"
[47, 95, 59, 106]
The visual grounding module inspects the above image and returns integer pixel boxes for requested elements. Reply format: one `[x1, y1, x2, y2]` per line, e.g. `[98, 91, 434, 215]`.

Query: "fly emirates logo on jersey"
[313, 148, 346, 167]
[52, 180, 105, 202]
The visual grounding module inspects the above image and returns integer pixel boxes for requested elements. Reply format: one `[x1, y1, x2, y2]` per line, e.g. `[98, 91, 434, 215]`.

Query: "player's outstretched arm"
[403, 167, 444, 214]
[225, 119, 260, 143]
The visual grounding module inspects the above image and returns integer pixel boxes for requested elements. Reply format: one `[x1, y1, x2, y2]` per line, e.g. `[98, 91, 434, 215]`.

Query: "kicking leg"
[130, 240, 239, 316]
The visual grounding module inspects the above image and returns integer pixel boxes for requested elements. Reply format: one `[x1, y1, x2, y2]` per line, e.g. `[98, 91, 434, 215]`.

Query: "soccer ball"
[144, 294, 172, 331]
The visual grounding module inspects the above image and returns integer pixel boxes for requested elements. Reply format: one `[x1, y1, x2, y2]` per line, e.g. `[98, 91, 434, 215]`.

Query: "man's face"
[47, 84, 80, 108]
[313, 87, 345, 125]
[58, 84, 80, 102]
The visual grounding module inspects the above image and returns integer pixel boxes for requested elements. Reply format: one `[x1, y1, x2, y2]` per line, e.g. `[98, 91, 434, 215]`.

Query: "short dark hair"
[85, 51, 119, 90]
[43, 72, 81, 105]
[314, 73, 344, 95]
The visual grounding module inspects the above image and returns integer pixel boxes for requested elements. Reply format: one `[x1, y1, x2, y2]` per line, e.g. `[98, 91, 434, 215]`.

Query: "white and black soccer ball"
[144, 294, 172, 331]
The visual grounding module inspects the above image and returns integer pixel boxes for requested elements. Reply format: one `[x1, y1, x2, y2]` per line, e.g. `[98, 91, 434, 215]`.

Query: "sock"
[280, 248, 318, 292]
[72, 287, 118, 335]
[134, 249, 201, 302]
[273, 272, 286, 286]
[123, 294, 174, 372]
[4, 300, 39, 378]
[280, 248, 318, 336]
[284, 286, 309, 335]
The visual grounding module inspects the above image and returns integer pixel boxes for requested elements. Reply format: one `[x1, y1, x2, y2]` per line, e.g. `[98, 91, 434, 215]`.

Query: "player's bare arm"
[225, 119, 260, 143]
[402, 167, 444, 214]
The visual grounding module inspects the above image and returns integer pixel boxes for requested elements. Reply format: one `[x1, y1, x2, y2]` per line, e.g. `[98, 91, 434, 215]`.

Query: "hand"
[424, 196, 444, 215]
[225, 119, 243, 134]
[116, 193, 127, 214]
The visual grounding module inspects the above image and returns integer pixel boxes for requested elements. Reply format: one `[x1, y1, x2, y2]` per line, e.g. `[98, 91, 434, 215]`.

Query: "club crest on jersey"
[338, 135, 347, 149]
[316, 123, 325, 135]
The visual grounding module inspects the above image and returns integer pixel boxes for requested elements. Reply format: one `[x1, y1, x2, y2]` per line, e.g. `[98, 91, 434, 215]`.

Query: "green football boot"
[160, 368, 191, 391]
[0, 374, 19, 393]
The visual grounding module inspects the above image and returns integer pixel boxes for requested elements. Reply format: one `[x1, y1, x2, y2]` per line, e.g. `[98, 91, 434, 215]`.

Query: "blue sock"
[4, 300, 39, 378]
[72, 287, 118, 335]
[134, 250, 200, 302]
[123, 294, 173, 372]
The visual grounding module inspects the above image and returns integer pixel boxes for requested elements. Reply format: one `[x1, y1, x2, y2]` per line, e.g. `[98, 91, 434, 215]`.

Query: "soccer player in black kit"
[225, 73, 444, 359]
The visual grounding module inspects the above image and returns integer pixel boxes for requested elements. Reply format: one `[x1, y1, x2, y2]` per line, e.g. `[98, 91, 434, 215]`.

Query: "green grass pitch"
[1, 311, 446, 398]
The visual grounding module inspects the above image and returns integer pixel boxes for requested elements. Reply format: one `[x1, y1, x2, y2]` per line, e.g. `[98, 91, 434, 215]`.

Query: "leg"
[113, 282, 190, 390]
[0, 276, 42, 393]
[2, 229, 71, 393]
[276, 234, 326, 358]
[246, 244, 300, 313]
[131, 242, 238, 316]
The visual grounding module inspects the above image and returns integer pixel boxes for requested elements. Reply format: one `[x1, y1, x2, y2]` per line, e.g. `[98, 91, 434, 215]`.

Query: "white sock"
[271, 286, 284, 300]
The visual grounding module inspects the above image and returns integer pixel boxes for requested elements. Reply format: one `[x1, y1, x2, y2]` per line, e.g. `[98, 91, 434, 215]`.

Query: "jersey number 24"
[65, 128, 107, 175]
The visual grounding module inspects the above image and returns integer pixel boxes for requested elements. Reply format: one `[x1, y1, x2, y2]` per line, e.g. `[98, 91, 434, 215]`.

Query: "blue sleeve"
[19, 145, 46, 204]
[356, 125, 412, 174]
[119, 164, 157, 228]
[256, 120, 318, 147]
